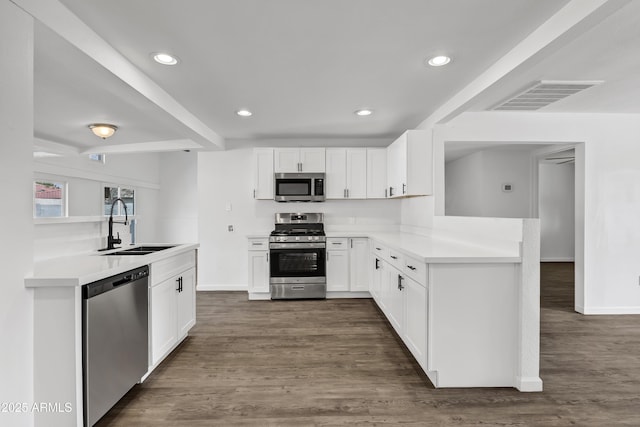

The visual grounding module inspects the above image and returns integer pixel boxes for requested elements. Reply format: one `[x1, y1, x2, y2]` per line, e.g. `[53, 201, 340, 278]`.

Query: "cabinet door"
[387, 134, 407, 198]
[253, 148, 274, 199]
[371, 256, 383, 302]
[385, 271, 404, 335]
[325, 148, 347, 199]
[349, 238, 369, 292]
[274, 148, 300, 172]
[367, 148, 387, 199]
[403, 276, 427, 366]
[300, 148, 326, 172]
[346, 149, 367, 199]
[326, 250, 349, 291]
[248, 250, 269, 293]
[151, 278, 178, 365]
[177, 268, 196, 339]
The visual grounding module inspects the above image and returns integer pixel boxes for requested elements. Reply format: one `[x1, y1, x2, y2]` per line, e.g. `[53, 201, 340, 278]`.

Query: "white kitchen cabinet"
[349, 238, 369, 291]
[403, 274, 427, 365]
[367, 148, 387, 199]
[326, 148, 367, 199]
[253, 148, 274, 199]
[384, 268, 404, 334]
[150, 250, 197, 367]
[370, 255, 384, 303]
[386, 130, 433, 198]
[150, 276, 178, 365]
[248, 238, 270, 296]
[274, 147, 325, 172]
[326, 238, 349, 291]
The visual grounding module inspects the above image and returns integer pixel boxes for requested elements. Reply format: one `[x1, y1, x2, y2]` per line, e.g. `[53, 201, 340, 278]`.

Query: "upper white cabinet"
[325, 148, 367, 199]
[253, 148, 274, 200]
[274, 148, 326, 173]
[366, 148, 387, 199]
[386, 130, 433, 198]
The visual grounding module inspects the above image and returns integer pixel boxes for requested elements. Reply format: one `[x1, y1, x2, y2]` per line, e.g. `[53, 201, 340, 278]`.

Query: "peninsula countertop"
[25, 243, 199, 288]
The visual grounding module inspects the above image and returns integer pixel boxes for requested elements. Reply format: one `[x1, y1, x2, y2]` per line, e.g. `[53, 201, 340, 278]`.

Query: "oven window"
[270, 249, 326, 277]
[276, 179, 311, 196]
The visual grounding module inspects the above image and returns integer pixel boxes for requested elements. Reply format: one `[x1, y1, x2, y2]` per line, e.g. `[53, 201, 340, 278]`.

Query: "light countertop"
[248, 230, 520, 264]
[25, 243, 199, 288]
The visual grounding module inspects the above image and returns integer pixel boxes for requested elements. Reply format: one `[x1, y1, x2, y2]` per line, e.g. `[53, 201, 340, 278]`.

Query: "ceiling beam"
[11, 0, 225, 151]
[416, 0, 629, 130]
[82, 139, 202, 155]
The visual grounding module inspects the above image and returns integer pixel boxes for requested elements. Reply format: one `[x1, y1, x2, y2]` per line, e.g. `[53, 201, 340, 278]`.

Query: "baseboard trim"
[327, 291, 371, 299]
[540, 257, 575, 262]
[197, 284, 248, 292]
[515, 376, 544, 392]
[248, 292, 270, 301]
[582, 306, 640, 315]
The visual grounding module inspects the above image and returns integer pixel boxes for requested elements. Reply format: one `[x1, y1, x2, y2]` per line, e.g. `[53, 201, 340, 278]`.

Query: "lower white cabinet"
[248, 238, 269, 296]
[371, 245, 428, 368]
[150, 250, 197, 367]
[349, 238, 369, 292]
[327, 239, 349, 291]
[402, 275, 427, 364]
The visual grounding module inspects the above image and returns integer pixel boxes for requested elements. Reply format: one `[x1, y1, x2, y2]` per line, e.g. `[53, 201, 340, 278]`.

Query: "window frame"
[103, 184, 136, 217]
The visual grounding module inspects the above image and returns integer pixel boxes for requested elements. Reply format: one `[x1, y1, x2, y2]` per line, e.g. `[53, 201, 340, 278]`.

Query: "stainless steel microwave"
[274, 173, 325, 202]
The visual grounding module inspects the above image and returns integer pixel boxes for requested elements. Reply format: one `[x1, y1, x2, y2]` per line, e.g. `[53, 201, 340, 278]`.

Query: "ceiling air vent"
[490, 80, 603, 111]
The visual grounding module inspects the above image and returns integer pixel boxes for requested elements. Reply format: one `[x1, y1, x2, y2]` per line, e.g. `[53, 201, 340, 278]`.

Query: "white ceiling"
[24, 0, 640, 153]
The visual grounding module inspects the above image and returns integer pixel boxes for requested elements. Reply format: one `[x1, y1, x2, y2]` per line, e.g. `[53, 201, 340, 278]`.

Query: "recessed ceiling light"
[354, 109, 373, 116]
[236, 109, 253, 117]
[427, 55, 451, 67]
[152, 52, 179, 65]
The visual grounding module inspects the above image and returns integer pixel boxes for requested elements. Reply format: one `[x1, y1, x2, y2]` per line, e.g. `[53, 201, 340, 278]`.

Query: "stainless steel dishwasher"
[82, 265, 149, 427]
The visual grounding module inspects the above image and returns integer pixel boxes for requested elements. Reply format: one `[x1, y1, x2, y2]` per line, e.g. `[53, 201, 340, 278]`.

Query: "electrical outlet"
[228, 225, 234, 232]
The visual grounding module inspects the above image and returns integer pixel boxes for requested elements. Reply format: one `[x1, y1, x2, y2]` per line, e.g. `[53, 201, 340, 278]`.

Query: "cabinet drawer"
[152, 250, 196, 286]
[327, 238, 348, 250]
[371, 241, 388, 259]
[388, 248, 404, 270]
[248, 238, 269, 251]
[403, 255, 427, 287]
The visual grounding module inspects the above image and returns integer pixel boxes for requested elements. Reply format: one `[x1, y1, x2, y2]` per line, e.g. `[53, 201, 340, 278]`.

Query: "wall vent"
[490, 80, 603, 111]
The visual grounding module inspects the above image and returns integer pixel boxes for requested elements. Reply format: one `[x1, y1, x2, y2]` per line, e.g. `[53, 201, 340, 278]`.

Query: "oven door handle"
[269, 243, 326, 249]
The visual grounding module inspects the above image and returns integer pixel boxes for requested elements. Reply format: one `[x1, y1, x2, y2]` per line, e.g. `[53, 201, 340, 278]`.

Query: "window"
[104, 186, 135, 216]
[89, 153, 105, 163]
[34, 181, 67, 218]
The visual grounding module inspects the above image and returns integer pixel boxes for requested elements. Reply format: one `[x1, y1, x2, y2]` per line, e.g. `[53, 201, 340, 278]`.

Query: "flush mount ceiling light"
[152, 52, 179, 65]
[236, 109, 253, 117]
[354, 109, 373, 116]
[427, 55, 451, 67]
[88, 123, 118, 139]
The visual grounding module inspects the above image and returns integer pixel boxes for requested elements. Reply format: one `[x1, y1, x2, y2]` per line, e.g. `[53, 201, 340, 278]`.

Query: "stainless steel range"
[269, 213, 326, 299]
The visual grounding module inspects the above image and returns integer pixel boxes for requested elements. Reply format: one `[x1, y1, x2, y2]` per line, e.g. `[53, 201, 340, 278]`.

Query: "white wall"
[445, 149, 534, 218]
[0, 4, 34, 426]
[156, 151, 198, 243]
[539, 162, 575, 261]
[433, 111, 640, 314]
[33, 152, 161, 260]
[197, 146, 400, 289]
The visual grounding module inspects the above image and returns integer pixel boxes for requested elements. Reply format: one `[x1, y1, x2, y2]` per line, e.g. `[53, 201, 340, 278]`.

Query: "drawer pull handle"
[407, 265, 416, 270]
[375, 247, 382, 251]
[332, 242, 342, 245]
[390, 255, 398, 260]
[252, 242, 263, 245]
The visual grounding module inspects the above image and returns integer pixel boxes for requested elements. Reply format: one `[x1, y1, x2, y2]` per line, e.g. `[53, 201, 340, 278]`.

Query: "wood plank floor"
[97, 263, 640, 426]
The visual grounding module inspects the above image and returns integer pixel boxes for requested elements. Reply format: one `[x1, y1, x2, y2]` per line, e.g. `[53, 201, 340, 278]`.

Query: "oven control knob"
[295, 236, 300, 241]
[307, 236, 312, 240]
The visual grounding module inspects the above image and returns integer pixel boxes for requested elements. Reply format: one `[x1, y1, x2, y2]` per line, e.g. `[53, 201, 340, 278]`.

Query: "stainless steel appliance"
[274, 173, 325, 202]
[82, 266, 149, 426]
[269, 213, 326, 299]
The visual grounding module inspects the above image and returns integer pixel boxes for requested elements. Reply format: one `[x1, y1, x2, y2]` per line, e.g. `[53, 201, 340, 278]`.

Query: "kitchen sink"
[102, 245, 176, 256]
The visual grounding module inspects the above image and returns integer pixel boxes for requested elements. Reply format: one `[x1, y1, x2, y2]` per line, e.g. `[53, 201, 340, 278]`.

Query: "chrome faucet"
[104, 198, 129, 250]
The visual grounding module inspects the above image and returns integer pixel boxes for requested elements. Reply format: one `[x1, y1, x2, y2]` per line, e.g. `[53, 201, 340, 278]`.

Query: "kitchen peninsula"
[25, 243, 198, 427]
[250, 215, 542, 393]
